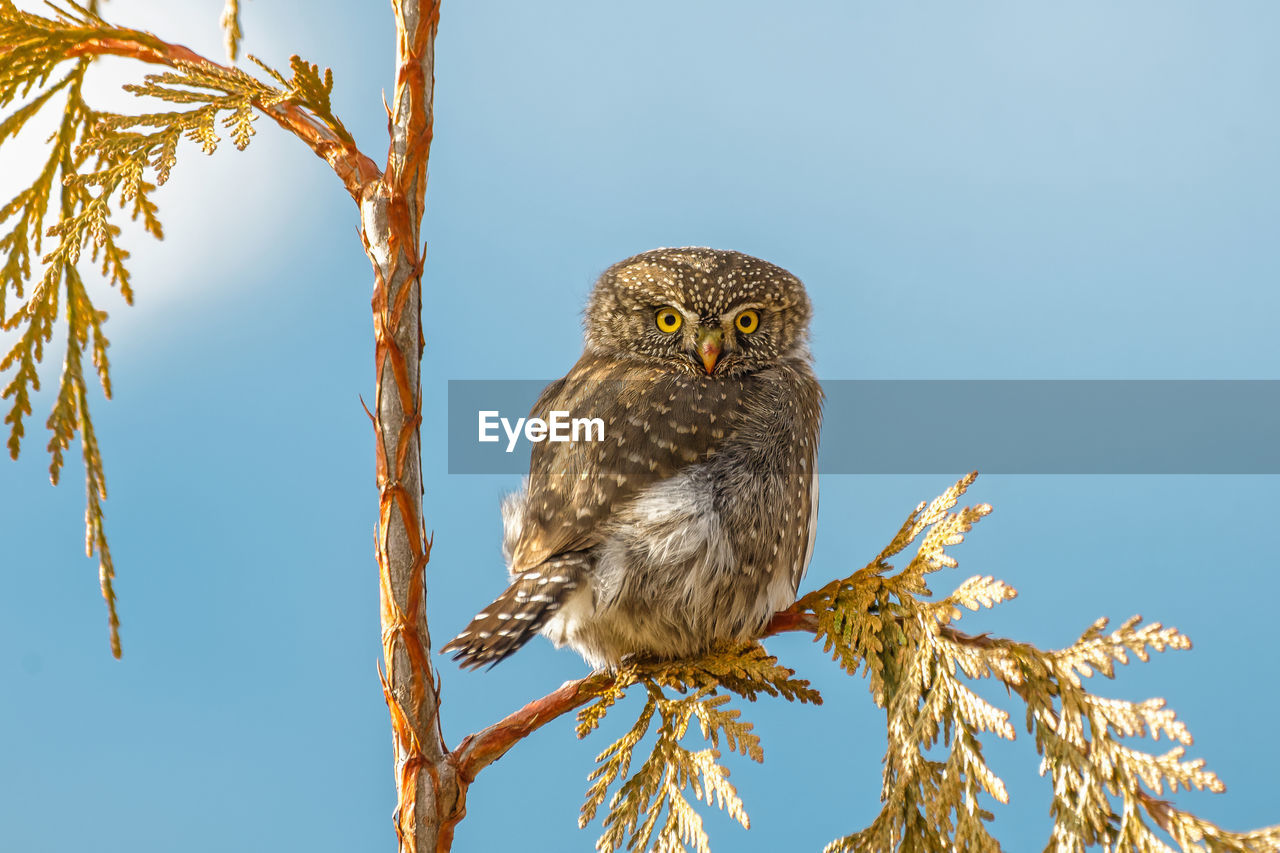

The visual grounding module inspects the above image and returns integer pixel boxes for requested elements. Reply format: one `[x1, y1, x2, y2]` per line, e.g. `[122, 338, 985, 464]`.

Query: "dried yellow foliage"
[0, 0, 353, 656]
[577, 646, 820, 853]
[582, 475, 1280, 853]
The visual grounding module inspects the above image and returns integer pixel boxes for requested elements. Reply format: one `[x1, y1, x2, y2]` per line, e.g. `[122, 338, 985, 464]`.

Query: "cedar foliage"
[576, 475, 1280, 852]
[1, 4, 1277, 852]
[575, 643, 822, 853]
[0, 0, 346, 655]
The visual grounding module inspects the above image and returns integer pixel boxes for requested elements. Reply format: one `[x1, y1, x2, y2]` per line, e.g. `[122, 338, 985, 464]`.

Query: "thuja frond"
[577, 643, 820, 853]
[247, 54, 355, 145]
[1, 5, 128, 651]
[790, 474, 1279, 853]
[1010, 616, 1280, 852]
[581, 686, 753, 853]
[0, 0, 357, 656]
[648, 641, 825, 706]
[570, 475, 1276, 851]
[794, 472, 994, 705]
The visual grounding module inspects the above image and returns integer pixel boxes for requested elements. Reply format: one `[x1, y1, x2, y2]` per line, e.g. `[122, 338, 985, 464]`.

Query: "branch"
[1, 2, 388, 658]
[367, 4, 445, 852]
[63, 35, 381, 198]
[385, 0, 437, 228]
[449, 599, 1024, 784]
[761, 601, 818, 637]
[451, 604, 824, 782]
[455, 671, 617, 781]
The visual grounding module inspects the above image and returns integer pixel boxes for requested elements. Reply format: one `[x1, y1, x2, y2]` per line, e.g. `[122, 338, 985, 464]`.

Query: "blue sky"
[1, 1, 1278, 850]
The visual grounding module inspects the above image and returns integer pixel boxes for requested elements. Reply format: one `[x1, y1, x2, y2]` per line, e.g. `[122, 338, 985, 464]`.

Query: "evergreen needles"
[576, 645, 820, 853]
[577, 475, 1280, 852]
[0, 0, 353, 656]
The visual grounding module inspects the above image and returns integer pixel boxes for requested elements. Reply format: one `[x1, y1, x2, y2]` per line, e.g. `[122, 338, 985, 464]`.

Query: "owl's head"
[584, 247, 812, 376]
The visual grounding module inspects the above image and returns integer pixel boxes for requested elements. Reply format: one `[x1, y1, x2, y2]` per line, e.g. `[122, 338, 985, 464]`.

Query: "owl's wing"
[508, 354, 745, 570]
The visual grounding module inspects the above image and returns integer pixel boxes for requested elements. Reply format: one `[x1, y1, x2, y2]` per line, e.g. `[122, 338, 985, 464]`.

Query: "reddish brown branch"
[65, 35, 381, 198]
[452, 603, 824, 782]
[385, 0, 438, 223]
[454, 671, 618, 781]
[449, 600, 1023, 786]
[366, 3, 447, 852]
[762, 601, 818, 636]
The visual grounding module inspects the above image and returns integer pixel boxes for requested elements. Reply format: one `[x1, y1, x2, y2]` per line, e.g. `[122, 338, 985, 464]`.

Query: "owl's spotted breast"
[510, 353, 753, 571]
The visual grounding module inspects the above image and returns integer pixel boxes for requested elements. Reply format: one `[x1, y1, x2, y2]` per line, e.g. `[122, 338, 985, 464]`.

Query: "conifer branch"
[63, 40, 378, 196]
[572, 648, 820, 853]
[1, 0, 382, 657]
[367, 4, 447, 852]
[455, 671, 617, 781]
[1, 1, 379, 194]
[1, 19, 126, 651]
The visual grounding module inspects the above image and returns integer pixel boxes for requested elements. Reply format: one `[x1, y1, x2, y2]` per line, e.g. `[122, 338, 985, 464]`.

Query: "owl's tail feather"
[441, 554, 587, 670]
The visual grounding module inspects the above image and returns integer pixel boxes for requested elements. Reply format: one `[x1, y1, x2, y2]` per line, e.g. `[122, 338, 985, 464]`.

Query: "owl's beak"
[695, 328, 723, 374]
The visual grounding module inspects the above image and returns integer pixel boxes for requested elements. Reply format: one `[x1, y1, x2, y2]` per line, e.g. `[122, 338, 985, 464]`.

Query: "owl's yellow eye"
[735, 309, 759, 334]
[655, 307, 683, 333]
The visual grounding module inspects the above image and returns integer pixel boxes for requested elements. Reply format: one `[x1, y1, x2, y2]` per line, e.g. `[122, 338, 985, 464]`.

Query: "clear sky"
[1, 1, 1278, 850]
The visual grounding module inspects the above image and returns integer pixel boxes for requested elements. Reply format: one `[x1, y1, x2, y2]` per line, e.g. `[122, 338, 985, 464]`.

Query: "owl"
[442, 247, 822, 670]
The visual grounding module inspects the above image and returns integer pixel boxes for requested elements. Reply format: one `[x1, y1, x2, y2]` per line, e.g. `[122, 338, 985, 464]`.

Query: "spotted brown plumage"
[442, 248, 822, 669]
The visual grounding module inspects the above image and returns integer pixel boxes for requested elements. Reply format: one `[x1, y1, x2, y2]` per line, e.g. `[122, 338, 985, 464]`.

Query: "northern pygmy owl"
[443, 247, 822, 669]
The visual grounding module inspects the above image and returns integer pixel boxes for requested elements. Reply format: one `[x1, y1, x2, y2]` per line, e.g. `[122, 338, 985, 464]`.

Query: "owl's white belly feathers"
[512, 464, 804, 668]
